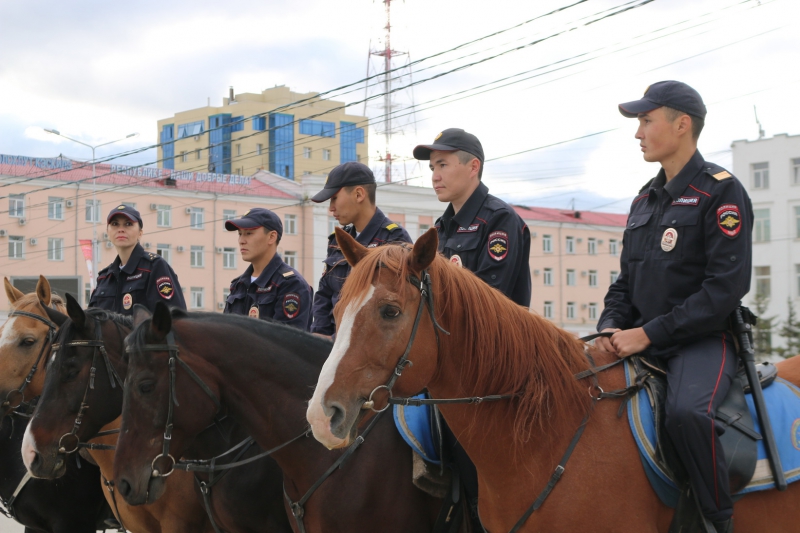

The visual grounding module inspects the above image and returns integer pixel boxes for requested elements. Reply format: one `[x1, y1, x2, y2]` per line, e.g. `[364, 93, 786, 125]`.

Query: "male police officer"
[90, 205, 186, 314]
[413, 128, 531, 531]
[224, 208, 313, 331]
[310, 161, 412, 337]
[596, 81, 753, 533]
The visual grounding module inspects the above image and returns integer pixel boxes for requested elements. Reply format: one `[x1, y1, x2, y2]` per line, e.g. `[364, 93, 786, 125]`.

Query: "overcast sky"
[1, 0, 798, 213]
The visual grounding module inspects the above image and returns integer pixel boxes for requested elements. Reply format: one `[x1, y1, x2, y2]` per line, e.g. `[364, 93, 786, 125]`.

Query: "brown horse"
[307, 227, 800, 532]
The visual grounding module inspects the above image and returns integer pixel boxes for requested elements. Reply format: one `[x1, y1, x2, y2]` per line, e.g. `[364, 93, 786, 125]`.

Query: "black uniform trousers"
[664, 333, 737, 522]
[442, 422, 484, 531]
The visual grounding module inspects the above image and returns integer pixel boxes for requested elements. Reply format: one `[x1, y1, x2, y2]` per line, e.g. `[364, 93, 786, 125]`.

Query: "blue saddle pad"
[393, 394, 441, 464]
[625, 359, 800, 507]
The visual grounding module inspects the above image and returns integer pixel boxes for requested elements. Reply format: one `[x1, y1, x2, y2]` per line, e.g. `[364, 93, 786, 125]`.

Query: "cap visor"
[224, 219, 262, 231]
[107, 212, 139, 224]
[412, 143, 459, 160]
[311, 187, 341, 203]
[618, 98, 661, 118]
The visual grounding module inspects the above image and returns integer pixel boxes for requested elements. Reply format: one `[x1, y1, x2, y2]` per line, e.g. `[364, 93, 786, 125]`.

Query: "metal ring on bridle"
[58, 433, 80, 454]
[363, 385, 392, 413]
[2, 390, 24, 410]
[151, 454, 176, 478]
[588, 384, 605, 401]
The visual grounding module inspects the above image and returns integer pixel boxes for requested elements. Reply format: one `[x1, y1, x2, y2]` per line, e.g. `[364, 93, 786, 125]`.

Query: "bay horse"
[22, 293, 291, 533]
[306, 227, 800, 533]
[112, 303, 464, 533]
[0, 277, 111, 532]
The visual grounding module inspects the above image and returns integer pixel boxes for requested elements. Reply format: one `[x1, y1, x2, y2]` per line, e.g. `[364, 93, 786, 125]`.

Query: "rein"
[2, 310, 58, 411]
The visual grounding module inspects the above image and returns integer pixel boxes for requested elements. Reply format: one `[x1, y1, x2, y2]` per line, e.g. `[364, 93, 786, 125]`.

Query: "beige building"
[0, 153, 625, 336]
[157, 86, 368, 180]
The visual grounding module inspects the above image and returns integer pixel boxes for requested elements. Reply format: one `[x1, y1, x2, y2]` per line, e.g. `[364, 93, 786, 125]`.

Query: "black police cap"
[413, 128, 484, 162]
[107, 204, 143, 227]
[311, 162, 376, 203]
[224, 207, 283, 238]
[619, 81, 707, 120]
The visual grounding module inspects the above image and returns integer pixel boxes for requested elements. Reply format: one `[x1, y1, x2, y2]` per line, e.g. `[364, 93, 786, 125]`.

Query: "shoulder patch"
[282, 271, 295, 278]
[717, 204, 742, 238]
[386, 223, 399, 231]
[712, 171, 732, 181]
[488, 231, 509, 261]
[283, 293, 301, 319]
[156, 277, 175, 300]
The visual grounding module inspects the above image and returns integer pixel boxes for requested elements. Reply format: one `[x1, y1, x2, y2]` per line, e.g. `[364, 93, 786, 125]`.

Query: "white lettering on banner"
[0, 154, 73, 170]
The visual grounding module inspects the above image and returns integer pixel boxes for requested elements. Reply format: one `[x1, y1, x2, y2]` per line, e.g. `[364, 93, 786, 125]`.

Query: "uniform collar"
[243, 253, 284, 288]
[354, 207, 387, 246]
[112, 243, 145, 275]
[445, 182, 489, 229]
[651, 150, 705, 200]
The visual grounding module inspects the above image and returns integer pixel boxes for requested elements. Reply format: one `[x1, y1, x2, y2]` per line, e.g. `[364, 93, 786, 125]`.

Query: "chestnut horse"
[22, 294, 291, 533]
[307, 227, 800, 533]
[0, 277, 110, 532]
[112, 304, 463, 533]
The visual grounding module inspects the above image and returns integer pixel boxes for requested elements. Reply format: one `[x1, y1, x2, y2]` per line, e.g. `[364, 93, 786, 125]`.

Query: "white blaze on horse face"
[21, 422, 38, 472]
[307, 285, 375, 446]
[0, 318, 19, 351]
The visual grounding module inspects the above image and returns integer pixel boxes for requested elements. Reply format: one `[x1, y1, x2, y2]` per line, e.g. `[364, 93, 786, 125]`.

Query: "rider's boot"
[712, 518, 733, 533]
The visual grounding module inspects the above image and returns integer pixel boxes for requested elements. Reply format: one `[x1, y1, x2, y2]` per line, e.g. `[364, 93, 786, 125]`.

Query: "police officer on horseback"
[595, 81, 753, 533]
[310, 162, 412, 337]
[224, 208, 313, 330]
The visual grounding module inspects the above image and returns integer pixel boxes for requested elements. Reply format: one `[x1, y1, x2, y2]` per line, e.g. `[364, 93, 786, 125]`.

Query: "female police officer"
[88, 204, 187, 313]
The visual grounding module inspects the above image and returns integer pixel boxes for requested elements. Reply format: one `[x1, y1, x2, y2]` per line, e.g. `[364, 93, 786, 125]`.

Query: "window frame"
[9, 195, 24, 218]
[190, 207, 205, 230]
[542, 235, 552, 254]
[284, 214, 298, 235]
[8, 236, 24, 259]
[566, 269, 576, 286]
[47, 237, 64, 261]
[752, 162, 769, 189]
[543, 268, 553, 286]
[157, 205, 172, 228]
[190, 245, 205, 268]
[222, 247, 237, 269]
[48, 197, 64, 221]
[283, 251, 297, 269]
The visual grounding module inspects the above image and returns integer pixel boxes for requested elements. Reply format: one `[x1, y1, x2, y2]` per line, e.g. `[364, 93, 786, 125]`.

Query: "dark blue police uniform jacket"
[224, 253, 313, 331]
[598, 150, 754, 347]
[435, 182, 531, 307]
[311, 207, 412, 336]
[89, 243, 187, 314]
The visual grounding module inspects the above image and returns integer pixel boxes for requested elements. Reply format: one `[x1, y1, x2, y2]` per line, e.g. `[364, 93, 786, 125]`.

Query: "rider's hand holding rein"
[611, 327, 652, 358]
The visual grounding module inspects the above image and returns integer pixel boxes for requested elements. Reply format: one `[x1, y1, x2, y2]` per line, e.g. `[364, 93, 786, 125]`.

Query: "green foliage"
[776, 297, 800, 359]
[751, 292, 776, 359]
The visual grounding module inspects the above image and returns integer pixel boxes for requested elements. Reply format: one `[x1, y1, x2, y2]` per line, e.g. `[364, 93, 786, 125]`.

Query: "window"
[48, 197, 64, 220]
[222, 247, 236, 269]
[190, 287, 204, 309]
[755, 266, 771, 298]
[231, 116, 244, 132]
[180, 151, 187, 163]
[795, 206, 800, 238]
[177, 120, 204, 139]
[565, 236, 575, 254]
[610, 271, 619, 284]
[588, 303, 598, 321]
[543, 268, 553, 286]
[222, 209, 237, 221]
[566, 302, 576, 320]
[48, 238, 64, 261]
[587, 238, 596, 255]
[223, 288, 231, 302]
[303, 147, 311, 159]
[9, 236, 23, 259]
[752, 162, 769, 189]
[283, 251, 297, 269]
[236, 144, 241, 157]
[340, 122, 365, 163]
[9, 195, 24, 218]
[566, 269, 576, 286]
[796, 264, 800, 297]
[268, 113, 294, 179]
[190, 207, 204, 229]
[196, 149, 202, 160]
[542, 235, 552, 253]
[85, 283, 91, 305]
[609, 239, 619, 256]
[122, 202, 136, 209]
[328, 217, 338, 234]
[588, 270, 598, 287]
[754, 208, 770, 242]
[190, 245, 205, 268]
[322, 149, 331, 161]
[252, 116, 266, 131]
[157, 205, 172, 227]
[299, 120, 336, 138]
[257, 144, 263, 156]
[157, 244, 171, 264]
[419, 224, 431, 237]
[793, 158, 800, 186]
[543, 301, 553, 319]
[85, 199, 101, 223]
[285, 214, 297, 235]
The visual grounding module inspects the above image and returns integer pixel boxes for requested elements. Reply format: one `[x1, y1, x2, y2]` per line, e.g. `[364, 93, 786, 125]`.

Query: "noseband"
[3, 310, 58, 411]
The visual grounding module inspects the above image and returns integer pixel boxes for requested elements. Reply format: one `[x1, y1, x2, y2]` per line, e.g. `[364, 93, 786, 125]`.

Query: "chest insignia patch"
[249, 305, 260, 319]
[457, 224, 480, 233]
[367, 242, 379, 248]
[283, 293, 301, 319]
[487, 231, 509, 261]
[661, 228, 678, 252]
[256, 285, 272, 293]
[717, 204, 742, 238]
[672, 196, 699, 206]
[122, 293, 133, 310]
[156, 276, 175, 300]
[126, 273, 143, 281]
[450, 255, 463, 268]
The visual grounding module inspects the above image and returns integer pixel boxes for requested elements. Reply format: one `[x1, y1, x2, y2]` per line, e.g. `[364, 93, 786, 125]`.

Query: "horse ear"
[409, 227, 438, 272]
[132, 305, 152, 327]
[42, 302, 69, 327]
[65, 293, 86, 330]
[150, 302, 172, 340]
[4, 278, 24, 304]
[35, 275, 52, 307]
[335, 226, 368, 267]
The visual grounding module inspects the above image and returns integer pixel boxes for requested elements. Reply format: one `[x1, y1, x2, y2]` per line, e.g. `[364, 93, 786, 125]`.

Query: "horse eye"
[382, 306, 401, 319]
[138, 382, 155, 395]
[20, 338, 36, 347]
[62, 365, 79, 381]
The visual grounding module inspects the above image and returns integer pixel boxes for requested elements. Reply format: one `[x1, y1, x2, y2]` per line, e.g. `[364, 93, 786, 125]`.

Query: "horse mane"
[340, 245, 594, 447]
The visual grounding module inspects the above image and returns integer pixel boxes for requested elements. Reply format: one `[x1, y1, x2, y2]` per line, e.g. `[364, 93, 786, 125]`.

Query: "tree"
[776, 297, 800, 359]
[751, 292, 776, 360]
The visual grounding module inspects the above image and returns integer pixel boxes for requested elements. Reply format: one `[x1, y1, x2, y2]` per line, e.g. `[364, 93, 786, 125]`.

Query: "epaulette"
[282, 271, 295, 278]
[638, 178, 655, 194]
[145, 252, 159, 261]
[385, 222, 400, 231]
[705, 164, 733, 181]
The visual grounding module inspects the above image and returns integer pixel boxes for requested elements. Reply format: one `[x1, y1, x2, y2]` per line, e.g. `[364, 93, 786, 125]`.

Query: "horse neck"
[0, 416, 30, 498]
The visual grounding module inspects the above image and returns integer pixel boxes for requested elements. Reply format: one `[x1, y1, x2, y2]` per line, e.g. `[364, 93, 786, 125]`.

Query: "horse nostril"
[118, 479, 132, 498]
[329, 403, 345, 430]
[30, 452, 40, 469]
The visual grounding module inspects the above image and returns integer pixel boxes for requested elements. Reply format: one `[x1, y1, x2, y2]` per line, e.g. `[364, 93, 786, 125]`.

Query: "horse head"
[307, 227, 442, 450]
[23, 293, 130, 479]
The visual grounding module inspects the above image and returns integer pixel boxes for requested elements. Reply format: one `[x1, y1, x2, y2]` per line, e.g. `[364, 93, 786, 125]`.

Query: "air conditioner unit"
[576, 238, 583, 243]
[598, 240, 604, 245]
[530, 232, 537, 238]
[150, 203, 158, 210]
[0, 229, 6, 237]
[193, 135, 200, 141]
[581, 271, 588, 277]
[105, 241, 114, 249]
[176, 246, 185, 253]
[581, 304, 588, 309]
[29, 238, 38, 246]
[18, 218, 26, 226]
[102, 232, 109, 240]
[217, 302, 226, 310]
[533, 269, 540, 276]
[185, 207, 193, 215]
[65, 200, 75, 208]
[143, 242, 152, 249]
[215, 247, 223, 254]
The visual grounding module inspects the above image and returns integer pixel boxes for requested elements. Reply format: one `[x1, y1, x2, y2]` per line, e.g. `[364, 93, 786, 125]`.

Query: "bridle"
[2, 309, 58, 411]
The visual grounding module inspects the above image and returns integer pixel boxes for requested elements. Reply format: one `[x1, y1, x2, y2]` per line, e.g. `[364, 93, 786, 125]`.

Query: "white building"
[732, 132, 800, 352]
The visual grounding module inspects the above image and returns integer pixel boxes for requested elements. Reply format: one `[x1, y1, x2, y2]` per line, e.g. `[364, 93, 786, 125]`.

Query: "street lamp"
[43, 129, 139, 289]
